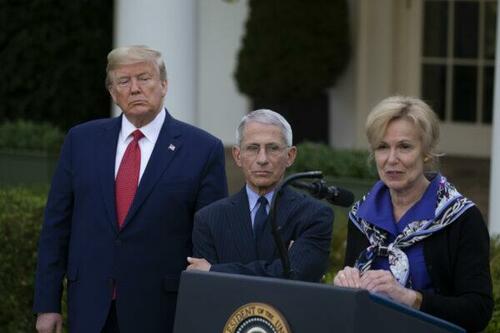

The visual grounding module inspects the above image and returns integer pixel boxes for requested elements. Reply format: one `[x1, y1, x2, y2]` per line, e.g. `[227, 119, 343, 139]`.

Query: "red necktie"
[115, 129, 144, 229]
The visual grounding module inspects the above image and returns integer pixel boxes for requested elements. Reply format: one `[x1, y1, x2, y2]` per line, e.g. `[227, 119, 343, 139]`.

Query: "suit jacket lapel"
[229, 188, 258, 260]
[98, 116, 122, 233]
[123, 111, 182, 228]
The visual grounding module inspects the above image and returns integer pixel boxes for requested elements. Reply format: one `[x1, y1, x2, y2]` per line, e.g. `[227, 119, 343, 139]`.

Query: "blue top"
[356, 174, 441, 291]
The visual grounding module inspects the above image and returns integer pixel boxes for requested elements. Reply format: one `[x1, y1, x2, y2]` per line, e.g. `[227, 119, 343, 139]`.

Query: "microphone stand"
[269, 171, 323, 279]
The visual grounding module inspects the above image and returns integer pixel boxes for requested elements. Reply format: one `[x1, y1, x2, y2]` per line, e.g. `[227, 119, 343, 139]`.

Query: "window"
[421, 0, 496, 124]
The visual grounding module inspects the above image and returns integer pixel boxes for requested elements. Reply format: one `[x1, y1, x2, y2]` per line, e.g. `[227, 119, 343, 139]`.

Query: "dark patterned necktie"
[253, 196, 268, 240]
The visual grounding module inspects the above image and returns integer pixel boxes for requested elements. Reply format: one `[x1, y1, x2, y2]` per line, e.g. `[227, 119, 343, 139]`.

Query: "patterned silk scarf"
[350, 175, 474, 287]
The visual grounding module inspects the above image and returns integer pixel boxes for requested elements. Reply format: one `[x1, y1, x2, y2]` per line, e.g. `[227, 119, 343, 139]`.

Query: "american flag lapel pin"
[168, 144, 176, 151]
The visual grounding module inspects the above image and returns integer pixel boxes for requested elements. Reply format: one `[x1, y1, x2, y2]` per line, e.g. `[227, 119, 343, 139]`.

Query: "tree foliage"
[0, 0, 113, 130]
[235, 0, 350, 103]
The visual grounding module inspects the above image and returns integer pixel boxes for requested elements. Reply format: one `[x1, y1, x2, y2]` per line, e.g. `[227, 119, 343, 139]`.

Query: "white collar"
[119, 108, 165, 143]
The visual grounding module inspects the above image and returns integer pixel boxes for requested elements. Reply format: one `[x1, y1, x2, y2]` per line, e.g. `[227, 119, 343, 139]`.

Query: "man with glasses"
[187, 109, 333, 282]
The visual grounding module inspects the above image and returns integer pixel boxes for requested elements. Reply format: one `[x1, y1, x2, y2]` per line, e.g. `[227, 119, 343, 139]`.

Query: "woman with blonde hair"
[334, 96, 493, 332]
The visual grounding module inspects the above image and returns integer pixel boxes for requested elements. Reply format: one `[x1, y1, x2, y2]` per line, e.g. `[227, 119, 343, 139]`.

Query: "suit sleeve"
[33, 130, 74, 313]
[194, 139, 228, 212]
[192, 209, 219, 264]
[210, 203, 333, 282]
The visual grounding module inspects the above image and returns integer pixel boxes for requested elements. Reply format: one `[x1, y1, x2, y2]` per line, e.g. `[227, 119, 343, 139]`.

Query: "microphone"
[292, 180, 355, 207]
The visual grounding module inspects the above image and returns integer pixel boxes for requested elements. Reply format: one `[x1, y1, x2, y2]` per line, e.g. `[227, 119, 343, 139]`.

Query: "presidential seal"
[223, 302, 291, 333]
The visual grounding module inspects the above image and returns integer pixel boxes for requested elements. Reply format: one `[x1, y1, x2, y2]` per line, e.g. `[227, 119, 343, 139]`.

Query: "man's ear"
[161, 80, 168, 97]
[232, 145, 242, 167]
[108, 86, 117, 104]
[286, 146, 297, 167]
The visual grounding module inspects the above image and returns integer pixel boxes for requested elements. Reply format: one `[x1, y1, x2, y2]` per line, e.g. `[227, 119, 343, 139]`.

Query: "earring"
[424, 156, 430, 162]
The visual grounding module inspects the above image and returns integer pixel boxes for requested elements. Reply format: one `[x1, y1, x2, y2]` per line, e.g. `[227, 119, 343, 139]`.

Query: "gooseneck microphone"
[269, 171, 323, 279]
[291, 179, 355, 207]
[269, 171, 356, 279]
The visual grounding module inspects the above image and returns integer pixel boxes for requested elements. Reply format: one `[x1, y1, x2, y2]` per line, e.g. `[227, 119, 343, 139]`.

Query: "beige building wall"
[338, 0, 492, 157]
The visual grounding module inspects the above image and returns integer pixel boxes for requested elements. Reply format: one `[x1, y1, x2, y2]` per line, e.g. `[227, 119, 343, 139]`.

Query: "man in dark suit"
[187, 109, 333, 281]
[33, 45, 227, 333]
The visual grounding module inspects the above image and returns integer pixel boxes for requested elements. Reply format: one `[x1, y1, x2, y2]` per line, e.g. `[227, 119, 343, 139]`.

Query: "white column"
[488, 0, 500, 235]
[111, 0, 197, 124]
[197, 0, 249, 144]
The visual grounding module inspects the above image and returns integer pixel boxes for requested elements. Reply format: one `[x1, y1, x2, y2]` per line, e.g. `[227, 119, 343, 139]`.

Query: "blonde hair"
[105, 45, 167, 87]
[366, 96, 441, 167]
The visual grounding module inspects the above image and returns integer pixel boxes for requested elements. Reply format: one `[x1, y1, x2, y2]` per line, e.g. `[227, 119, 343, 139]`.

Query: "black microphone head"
[328, 187, 355, 207]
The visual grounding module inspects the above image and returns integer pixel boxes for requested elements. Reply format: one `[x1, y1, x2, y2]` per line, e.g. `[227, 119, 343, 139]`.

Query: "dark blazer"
[344, 206, 493, 332]
[192, 186, 333, 282]
[33, 110, 228, 333]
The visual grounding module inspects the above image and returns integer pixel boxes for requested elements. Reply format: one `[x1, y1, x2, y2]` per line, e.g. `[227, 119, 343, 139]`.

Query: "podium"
[173, 271, 465, 333]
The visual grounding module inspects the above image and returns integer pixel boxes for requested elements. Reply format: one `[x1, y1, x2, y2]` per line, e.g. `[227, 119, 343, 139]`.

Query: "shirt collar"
[246, 185, 275, 211]
[119, 108, 165, 143]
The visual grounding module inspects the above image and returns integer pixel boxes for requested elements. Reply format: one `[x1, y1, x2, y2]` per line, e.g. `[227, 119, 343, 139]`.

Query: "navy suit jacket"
[33, 110, 228, 333]
[192, 186, 333, 282]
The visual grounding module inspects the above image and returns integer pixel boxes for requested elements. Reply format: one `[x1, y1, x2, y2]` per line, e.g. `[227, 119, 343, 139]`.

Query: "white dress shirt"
[114, 109, 166, 183]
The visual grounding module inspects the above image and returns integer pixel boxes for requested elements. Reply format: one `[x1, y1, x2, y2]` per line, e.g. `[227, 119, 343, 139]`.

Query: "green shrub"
[0, 187, 46, 332]
[0, 120, 64, 154]
[486, 236, 500, 332]
[235, 0, 350, 103]
[323, 210, 349, 283]
[290, 142, 377, 180]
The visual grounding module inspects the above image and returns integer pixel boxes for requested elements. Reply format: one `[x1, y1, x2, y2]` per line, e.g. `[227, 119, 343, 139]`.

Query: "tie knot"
[132, 129, 144, 142]
[258, 196, 268, 206]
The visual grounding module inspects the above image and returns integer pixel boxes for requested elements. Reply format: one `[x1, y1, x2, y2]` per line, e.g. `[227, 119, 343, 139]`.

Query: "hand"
[359, 269, 419, 307]
[36, 313, 63, 333]
[186, 257, 211, 271]
[333, 266, 361, 288]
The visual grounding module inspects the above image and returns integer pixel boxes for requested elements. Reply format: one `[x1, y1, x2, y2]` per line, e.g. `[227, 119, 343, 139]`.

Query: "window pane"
[483, 66, 494, 124]
[484, 1, 497, 60]
[452, 65, 477, 122]
[454, 1, 479, 58]
[421, 64, 446, 120]
[423, 1, 448, 57]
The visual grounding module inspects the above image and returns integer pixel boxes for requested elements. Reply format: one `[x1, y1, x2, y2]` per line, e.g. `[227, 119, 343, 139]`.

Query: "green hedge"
[0, 187, 46, 332]
[290, 142, 377, 180]
[0, 120, 64, 154]
[486, 236, 500, 333]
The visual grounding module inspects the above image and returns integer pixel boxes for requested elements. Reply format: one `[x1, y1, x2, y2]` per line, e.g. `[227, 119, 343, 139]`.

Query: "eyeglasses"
[241, 143, 289, 157]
